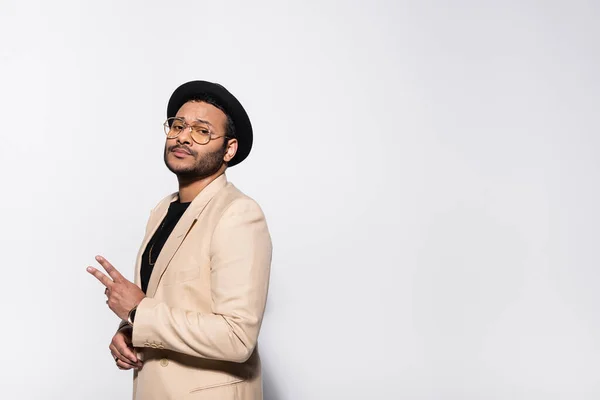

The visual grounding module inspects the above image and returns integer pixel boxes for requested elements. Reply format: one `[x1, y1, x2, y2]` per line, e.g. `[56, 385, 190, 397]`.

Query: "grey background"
[0, 0, 598, 399]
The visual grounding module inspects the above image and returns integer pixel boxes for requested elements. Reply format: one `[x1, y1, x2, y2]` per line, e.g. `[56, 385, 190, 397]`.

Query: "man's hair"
[188, 95, 236, 139]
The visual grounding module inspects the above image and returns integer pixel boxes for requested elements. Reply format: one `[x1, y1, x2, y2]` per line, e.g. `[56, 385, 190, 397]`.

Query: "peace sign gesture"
[87, 255, 145, 320]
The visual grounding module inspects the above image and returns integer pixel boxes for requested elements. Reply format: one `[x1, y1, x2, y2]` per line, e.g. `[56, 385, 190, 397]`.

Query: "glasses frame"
[163, 117, 229, 145]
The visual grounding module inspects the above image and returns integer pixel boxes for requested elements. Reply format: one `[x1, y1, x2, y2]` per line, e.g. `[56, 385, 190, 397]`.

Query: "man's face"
[163, 100, 230, 180]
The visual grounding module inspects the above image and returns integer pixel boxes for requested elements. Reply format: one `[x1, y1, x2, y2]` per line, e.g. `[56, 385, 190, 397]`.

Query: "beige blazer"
[123, 173, 272, 400]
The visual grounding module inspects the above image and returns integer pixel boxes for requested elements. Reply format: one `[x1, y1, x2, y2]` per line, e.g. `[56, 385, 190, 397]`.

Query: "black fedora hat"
[167, 80, 253, 167]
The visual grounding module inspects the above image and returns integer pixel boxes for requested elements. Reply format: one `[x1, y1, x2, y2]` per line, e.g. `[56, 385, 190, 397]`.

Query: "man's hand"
[87, 255, 145, 320]
[111, 326, 143, 370]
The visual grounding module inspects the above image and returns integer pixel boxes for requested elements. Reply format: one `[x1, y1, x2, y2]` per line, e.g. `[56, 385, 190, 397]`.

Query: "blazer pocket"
[162, 267, 201, 285]
[189, 378, 244, 394]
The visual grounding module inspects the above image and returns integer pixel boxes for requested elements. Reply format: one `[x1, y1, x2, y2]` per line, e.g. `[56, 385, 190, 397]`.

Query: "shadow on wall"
[263, 359, 282, 400]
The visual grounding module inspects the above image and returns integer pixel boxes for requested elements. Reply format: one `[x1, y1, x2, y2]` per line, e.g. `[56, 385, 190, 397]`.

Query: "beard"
[164, 141, 227, 180]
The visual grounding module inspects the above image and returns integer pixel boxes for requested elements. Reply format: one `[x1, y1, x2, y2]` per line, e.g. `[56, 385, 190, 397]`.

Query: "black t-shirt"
[140, 200, 191, 294]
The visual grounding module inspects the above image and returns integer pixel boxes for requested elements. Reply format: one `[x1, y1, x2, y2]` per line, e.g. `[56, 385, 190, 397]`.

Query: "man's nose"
[176, 126, 194, 145]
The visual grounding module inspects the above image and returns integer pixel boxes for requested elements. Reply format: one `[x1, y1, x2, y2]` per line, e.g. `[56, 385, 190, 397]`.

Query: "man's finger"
[117, 343, 140, 364]
[110, 344, 140, 367]
[112, 352, 135, 367]
[113, 337, 139, 364]
[86, 267, 113, 288]
[96, 255, 124, 282]
[116, 358, 135, 370]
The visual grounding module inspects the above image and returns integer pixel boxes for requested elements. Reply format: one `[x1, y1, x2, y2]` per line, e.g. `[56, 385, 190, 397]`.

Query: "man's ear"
[224, 139, 238, 163]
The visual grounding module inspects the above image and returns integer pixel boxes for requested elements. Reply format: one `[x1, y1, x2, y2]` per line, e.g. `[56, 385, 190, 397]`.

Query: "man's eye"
[193, 127, 210, 135]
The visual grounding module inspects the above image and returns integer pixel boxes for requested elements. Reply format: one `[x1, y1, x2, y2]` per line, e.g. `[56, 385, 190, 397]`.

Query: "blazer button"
[160, 358, 169, 367]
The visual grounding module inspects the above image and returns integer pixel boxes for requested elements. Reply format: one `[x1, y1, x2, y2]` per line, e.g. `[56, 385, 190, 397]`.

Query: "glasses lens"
[165, 118, 185, 138]
[191, 124, 211, 144]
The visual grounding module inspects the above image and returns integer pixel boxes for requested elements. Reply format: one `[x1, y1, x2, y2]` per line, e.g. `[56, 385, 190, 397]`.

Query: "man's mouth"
[171, 147, 192, 156]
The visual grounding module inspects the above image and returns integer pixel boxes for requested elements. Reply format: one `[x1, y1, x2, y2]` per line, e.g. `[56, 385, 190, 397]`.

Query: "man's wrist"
[117, 320, 131, 333]
[127, 305, 138, 326]
[127, 296, 145, 325]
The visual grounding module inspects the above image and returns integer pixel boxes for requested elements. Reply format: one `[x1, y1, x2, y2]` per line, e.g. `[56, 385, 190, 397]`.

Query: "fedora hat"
[167, 80, 253, 167]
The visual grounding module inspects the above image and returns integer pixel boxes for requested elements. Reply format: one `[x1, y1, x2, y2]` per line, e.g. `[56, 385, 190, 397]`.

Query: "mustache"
[169, 145, 195, 155]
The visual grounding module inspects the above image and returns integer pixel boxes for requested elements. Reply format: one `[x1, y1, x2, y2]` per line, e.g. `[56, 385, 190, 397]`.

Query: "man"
[87, 80, 272, 399]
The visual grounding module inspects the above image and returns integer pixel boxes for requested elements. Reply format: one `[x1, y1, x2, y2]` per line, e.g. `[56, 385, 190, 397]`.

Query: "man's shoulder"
[218, 182, 252, 202]
[207, 184, 270, 235]
[213, 183, 264, 215]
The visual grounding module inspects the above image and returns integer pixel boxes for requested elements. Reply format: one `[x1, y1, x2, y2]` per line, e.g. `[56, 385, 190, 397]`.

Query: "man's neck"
[176, 167, 226, 203]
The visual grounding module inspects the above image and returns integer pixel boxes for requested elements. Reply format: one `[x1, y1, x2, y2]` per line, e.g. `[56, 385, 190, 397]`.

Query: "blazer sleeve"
[130, 198, 272, 363]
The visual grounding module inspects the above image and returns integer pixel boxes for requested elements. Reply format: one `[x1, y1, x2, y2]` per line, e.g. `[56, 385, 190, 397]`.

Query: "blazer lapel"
[133, 193, 178, 288]
[145, 173, 228, 297]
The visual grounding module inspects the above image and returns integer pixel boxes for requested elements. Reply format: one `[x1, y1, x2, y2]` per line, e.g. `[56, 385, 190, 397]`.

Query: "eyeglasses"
[163, 117, 227, 145]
